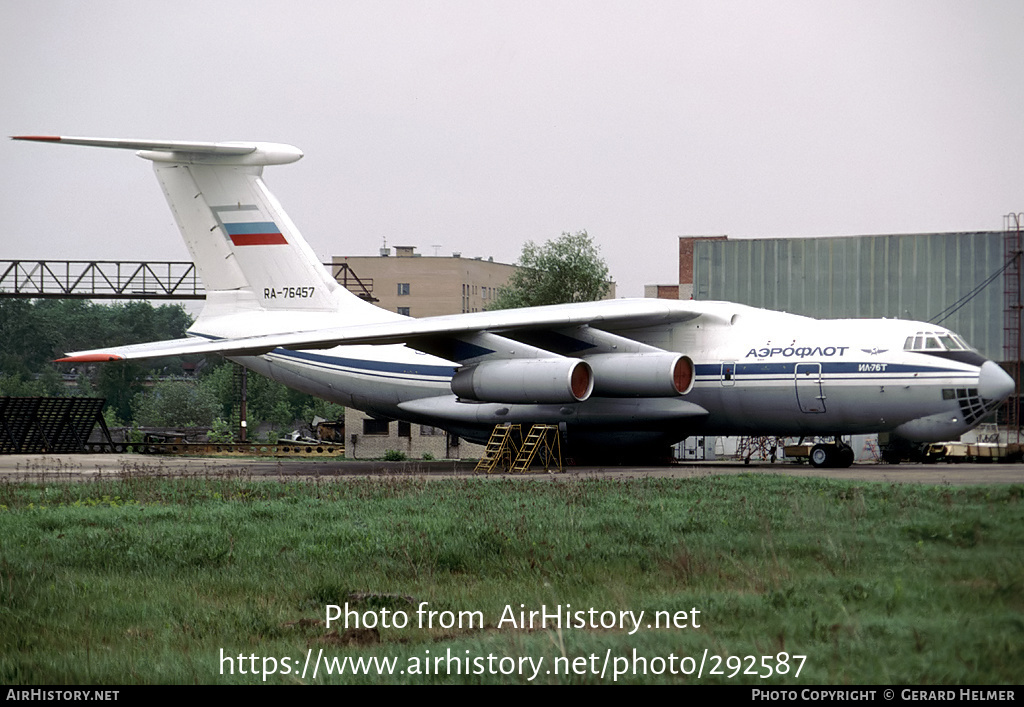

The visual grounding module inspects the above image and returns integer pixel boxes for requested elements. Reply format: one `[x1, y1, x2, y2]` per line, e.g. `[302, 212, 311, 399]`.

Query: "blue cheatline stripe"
[222, 221, 281, 235]
[276, 353, 972, 387]
[190, 332, 457, 380]
[278, 349, 458, 377]
[694, 362, 967, 377]
[267, 352, 452, 384]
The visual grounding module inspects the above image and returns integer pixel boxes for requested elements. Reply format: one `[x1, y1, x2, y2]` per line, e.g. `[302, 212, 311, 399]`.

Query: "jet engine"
[451, 358, 593, 404]
[586, 353, 694, 397]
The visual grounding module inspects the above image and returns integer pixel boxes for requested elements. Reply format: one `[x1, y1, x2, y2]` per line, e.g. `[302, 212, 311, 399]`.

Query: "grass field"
[0, 470, 1021, 684]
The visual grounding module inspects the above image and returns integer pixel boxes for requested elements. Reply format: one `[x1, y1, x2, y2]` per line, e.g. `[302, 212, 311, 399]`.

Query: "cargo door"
[795, 363, 826, 413]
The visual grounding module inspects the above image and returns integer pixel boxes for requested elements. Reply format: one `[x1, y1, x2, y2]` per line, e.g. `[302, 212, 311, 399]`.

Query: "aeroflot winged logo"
[213, 204, 287, 246]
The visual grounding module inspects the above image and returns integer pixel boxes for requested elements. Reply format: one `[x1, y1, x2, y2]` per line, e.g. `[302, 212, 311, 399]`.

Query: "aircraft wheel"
[837, 445, 855, 468]
[810, 444, 833, 468]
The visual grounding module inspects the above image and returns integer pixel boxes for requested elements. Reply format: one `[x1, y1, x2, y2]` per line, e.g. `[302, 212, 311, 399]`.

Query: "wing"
[58, 298, 705, 362]
[58, 298, 716, 404]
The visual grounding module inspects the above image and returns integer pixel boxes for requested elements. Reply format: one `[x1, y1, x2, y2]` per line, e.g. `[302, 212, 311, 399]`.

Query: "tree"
[132, 380, 220, 428]
[0, 300, 192, 381]
[488, 230, 611, 310]
[196, 360, 345, 432]
[0, 300, 195, 419]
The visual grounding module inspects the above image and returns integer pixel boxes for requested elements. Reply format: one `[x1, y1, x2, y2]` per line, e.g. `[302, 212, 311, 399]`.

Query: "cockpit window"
[904, 331, 977, 352]
[938, 335, 962, 350]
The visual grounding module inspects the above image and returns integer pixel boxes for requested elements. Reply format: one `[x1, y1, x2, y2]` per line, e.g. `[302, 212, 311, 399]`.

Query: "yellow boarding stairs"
[474, 423, 521, 473]
[474, 423, 563, 473]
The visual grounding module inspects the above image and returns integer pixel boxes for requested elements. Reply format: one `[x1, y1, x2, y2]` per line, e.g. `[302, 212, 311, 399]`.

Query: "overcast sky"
[4, 1, 1024, 297]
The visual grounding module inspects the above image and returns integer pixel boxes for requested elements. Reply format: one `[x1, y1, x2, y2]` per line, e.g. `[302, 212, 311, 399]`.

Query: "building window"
[362, 419, 390, 435]
[397, 306, 410, 316]
[398, 421, 411, 437]
[397, 283, 410, 296]
[420, 425, 445, 436]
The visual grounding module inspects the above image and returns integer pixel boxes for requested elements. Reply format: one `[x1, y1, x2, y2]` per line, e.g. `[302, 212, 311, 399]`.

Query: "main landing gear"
[809, 437, 855, 469]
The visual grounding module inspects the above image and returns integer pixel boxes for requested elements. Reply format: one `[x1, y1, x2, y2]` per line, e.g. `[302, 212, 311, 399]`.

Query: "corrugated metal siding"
[694, 232, 1005, 360]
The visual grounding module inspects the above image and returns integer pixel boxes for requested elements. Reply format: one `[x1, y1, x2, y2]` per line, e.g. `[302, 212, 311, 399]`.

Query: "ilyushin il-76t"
[14, 135, 1014, 467]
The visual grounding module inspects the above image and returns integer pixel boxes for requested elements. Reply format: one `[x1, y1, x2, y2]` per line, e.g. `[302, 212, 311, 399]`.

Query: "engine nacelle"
[451, 358, 593, 404]
[586, 353, 694, 397]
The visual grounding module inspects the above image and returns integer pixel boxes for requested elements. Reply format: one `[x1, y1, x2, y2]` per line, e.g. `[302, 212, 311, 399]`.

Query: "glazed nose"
[979, 361, 1014, 402]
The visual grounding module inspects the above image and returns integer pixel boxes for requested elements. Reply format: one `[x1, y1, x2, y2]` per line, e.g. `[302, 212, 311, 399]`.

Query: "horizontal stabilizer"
[13, 135, 254, 154]
[11, 135, 302, 166]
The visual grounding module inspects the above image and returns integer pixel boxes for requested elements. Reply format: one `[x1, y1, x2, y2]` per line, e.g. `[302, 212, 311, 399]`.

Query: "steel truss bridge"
[0, 260, 375, 301]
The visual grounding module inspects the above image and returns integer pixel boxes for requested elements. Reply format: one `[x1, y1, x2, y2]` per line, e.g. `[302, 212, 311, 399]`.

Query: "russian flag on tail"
[223, 221, 287, 246]
[214, 205, 288, 246]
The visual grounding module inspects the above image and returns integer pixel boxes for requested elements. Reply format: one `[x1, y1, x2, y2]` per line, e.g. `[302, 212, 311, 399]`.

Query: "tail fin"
[13, 136, 391, 327]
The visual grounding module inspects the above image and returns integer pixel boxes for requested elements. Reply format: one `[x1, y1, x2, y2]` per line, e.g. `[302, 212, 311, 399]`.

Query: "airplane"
[12, 135, 1016, 467]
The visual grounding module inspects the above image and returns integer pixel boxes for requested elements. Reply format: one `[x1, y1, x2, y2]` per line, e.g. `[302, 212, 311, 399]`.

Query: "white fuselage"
[220, 300, 1003, 449]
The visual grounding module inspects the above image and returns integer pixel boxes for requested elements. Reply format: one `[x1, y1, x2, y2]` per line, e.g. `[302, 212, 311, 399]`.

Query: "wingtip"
[11, 135, 62, 142]
[55, 354, 126, 363]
